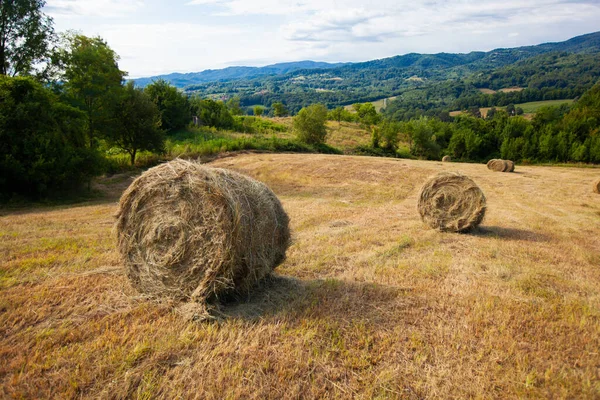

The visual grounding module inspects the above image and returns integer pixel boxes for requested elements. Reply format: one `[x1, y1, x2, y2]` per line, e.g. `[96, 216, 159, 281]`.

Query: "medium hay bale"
[594, 178, 600, 194]
[487, 159, 508, 172]
[115, 159, 291, 312]
[442, 155, 451, 162]
[417, 172, 486, 232]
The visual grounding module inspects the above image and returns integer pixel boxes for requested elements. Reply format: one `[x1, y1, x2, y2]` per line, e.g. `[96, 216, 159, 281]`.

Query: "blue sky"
[44, 0, 600, 78]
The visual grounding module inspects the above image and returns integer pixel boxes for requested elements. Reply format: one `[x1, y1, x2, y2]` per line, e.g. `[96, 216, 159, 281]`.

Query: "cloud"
[100, 23, 278, 77]
[277, 0, 600, 47]
[46, 0, 144, 17]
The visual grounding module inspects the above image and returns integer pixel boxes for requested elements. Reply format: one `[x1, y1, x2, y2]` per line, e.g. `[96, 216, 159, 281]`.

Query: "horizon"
[44, 0, 600, 78]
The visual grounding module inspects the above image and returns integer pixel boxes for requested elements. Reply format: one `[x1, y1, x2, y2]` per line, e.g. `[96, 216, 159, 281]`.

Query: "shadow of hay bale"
[472, 226, 550, 242]
[215, 275, 416, 323]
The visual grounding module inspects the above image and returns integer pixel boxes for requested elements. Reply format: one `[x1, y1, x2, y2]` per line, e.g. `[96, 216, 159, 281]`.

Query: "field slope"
[1, 154, 600, 398]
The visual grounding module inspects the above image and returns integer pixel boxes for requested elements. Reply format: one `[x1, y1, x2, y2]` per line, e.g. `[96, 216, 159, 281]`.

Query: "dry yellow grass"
[267, 117, 372, 153]
[2, 154, 600, 399]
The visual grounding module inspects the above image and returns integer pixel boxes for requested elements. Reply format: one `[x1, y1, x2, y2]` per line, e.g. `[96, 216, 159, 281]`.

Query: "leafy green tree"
[58, 34, 125, 148]
[0, 0, 55, 76]
[354, 103, 381, 126]
[190, 98, 234, 129]
[226, 96, 243, 116]
[107, 82, 164, 166]
[253, 105, 264, 117]
[329, 106, 344, 126]
[407, 117, 440, 159]
[376, 121, 401, 151]
[272, 102, 288, 117]
[293, 103, 328, 145]
[506, 104, 516, 116]
[144, 79, 190, 133]
[0, 76, 100, 199]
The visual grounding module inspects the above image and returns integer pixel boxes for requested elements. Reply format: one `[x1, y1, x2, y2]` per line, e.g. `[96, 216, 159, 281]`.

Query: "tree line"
[348, 83, 600, 164]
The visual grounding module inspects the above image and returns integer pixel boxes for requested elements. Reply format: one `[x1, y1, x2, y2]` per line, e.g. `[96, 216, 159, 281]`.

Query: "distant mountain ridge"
[133, 61, 349, 88]
[133, 31, 600, 91]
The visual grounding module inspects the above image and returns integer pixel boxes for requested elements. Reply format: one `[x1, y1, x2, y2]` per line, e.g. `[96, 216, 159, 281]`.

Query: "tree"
[329, 106, 344, 126]
[0, 76, 100, 199]
[272, 102, 288, 117]
[226, 96, 243, 116]
[253, 105, 264, 117]
[293, 104, 328, 145]
[354, 103, 381, 127]
[107, 82, 164, 166]
[58, 34, 125, 148]
[407, 117, 440, 159]
[144, 79, 191, 133]
[190, 98, 234, 129]
[0, 0, 55, 76]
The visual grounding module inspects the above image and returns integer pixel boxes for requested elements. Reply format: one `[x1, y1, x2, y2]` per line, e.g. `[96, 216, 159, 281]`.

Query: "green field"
[451, 99, 575, 118]
[515, 99, 575, 113]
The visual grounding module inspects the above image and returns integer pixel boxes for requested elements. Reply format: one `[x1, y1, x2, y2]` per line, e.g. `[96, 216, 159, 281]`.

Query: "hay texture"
[487, 159, 514, 172]
[594, 178, 600, 194]
[417, 172, 486, 232]
[442, 155, 452, 162]
[505, 160, 515, 172]
[116, 159, 291, 311]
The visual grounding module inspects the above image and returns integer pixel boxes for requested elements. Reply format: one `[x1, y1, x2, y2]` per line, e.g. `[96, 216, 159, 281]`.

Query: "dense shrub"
[0, 76, 101, 199]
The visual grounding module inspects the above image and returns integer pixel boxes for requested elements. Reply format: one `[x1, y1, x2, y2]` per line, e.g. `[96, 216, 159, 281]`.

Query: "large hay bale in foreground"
[417, 172, 486, 232]
[116, 159, 291, 310]
[442, 155, 451, 162]
[594, 178, 600, 194]
[487, 159, 513, 172]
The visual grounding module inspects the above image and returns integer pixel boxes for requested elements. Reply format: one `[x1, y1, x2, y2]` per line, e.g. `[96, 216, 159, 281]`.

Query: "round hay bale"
[488, 159, 508, 172]
[417, 172, 486, 233]
[594, 178, 600, 194]
[505, 160, 515, 172]
[442, 155, 451, 162]
[115, 159, 291, 309]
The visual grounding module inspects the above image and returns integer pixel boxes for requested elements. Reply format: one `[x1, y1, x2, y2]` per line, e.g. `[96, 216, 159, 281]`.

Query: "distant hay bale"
[417, 172, 486, 232]
[115, 159, 291, 314]
[442, 155, 451, 162]
[594, 178, 600, 194]
[487, 159, 514, 172]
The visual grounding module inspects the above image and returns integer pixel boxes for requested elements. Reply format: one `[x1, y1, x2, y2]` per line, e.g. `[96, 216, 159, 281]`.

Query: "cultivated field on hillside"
[1, 154, 600, 398]
[451, 99, 575, 119]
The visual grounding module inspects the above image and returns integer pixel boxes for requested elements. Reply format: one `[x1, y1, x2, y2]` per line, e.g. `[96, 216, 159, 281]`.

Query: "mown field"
[1, 154, 600, 399]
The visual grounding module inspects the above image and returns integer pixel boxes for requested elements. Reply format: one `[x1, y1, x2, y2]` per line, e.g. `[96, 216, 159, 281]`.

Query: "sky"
[44, 0, 600, 78]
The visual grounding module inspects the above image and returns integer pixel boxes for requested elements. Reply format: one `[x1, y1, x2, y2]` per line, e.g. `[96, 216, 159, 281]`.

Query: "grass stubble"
[1, 153, 600, 399]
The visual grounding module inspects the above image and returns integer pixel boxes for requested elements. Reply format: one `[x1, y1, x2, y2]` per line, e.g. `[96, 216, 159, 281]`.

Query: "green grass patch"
[515, 99, 574, 113]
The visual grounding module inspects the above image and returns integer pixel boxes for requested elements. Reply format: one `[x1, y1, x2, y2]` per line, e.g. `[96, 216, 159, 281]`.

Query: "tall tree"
[144, 79, 191, 133]
[59, 34, 125, 148]
[0, 0, 55, 76]
[107, 81, 164, 166]
[293, 103, 328, 145]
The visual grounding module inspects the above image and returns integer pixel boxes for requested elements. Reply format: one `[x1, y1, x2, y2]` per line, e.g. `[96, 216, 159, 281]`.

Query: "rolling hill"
[175, 31, 600, 114]
[132, 60, 349, 88]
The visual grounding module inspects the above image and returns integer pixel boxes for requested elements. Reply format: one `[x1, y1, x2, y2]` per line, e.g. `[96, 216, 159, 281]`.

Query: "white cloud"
[46, 0, 144, 17]
[100, 23, 281, 77]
